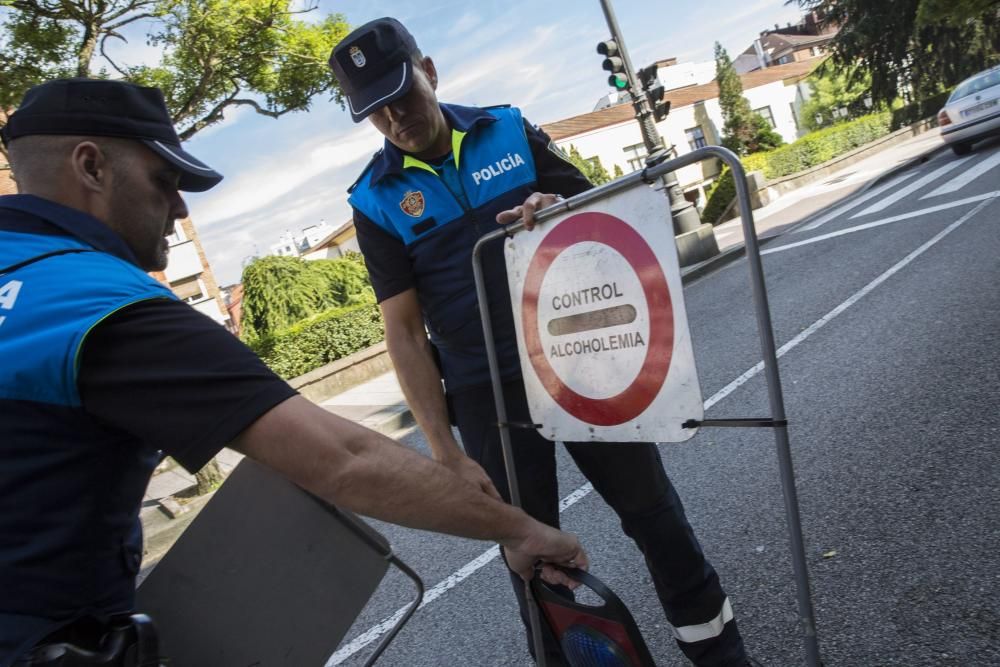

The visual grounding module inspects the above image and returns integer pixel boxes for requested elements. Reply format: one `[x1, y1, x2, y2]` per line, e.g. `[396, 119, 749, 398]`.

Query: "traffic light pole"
[597, 0, 707, 238]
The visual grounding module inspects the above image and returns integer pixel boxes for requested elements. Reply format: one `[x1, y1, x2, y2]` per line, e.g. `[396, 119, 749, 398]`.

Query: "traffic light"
[597, 39, 630, 91]
[637, 64, 670, 122]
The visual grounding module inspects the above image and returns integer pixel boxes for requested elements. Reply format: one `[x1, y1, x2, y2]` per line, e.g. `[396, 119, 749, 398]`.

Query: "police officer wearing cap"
[0, 78, 587, 666]
[331, 17, 756, 667]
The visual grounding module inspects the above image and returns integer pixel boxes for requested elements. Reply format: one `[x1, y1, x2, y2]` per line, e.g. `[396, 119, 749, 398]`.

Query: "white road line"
[922, 149, 1000, 199]
[764, 191, 1000, 255]
[852, 156, 974, 218]
[327, 485, 597, 664]
[797, 171, 917, 232]
[328, 195, 997, 665]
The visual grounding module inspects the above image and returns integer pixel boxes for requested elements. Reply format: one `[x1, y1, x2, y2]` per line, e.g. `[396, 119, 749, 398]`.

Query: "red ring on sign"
[521, 212, 674, 426]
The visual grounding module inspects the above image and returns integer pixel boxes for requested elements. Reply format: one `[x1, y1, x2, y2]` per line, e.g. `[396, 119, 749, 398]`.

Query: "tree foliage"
[714, 42, 785, 155]
[240, 254, 374, 342]
[0, 0, 349, 146]
[792, 0, 1000, 106]
[566, 144, 612, 184]
[917, 0, 1000, 26]
[800, 65, 875, 131]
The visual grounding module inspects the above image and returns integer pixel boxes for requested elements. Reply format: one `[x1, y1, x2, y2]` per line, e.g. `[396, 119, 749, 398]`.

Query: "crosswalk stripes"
[797, 171, 918, 232]
[851, 155, 975, 218]
[922, 149, 1000, 199]
[765, 191, 1000, 256]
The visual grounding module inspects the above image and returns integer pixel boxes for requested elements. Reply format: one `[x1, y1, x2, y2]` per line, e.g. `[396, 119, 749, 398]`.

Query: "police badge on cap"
[349, 46, 366, 68]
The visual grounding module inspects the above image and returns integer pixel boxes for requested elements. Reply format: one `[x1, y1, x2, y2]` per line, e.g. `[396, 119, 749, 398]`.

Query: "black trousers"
[450, 379, 747, 666]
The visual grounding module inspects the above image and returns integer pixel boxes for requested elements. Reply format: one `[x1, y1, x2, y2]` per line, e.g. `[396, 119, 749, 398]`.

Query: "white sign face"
[505, 184, 703, 443]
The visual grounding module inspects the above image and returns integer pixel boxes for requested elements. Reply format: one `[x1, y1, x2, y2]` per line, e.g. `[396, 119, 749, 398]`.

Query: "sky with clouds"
[110, 0, 805, 285]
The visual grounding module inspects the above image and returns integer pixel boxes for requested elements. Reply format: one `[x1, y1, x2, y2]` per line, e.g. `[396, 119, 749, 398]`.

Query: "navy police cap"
[329, 17, 420, 123]
[1, 78, 223, 192]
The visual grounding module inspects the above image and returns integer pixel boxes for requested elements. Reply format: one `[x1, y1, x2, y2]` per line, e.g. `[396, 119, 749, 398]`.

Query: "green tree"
[566, 144, 612, 184]
[0, 0, 349, 159]
[714, 42, 784, 155]
[800, 65, 875, 130]
[613, 164, 624, 178]
[240, 254, 373, 342]
[917, 0, 1000, 26]
[793, 0, 1000, 106]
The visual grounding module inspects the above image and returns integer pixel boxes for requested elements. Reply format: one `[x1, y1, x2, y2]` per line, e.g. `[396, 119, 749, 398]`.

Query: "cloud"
[191, 124, 380, 225]
[193, 147, 370, 284]
[447, 11, 484, 37]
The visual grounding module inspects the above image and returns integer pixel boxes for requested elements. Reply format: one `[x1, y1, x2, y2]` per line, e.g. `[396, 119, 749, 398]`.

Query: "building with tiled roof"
[541, 58, 822, 209]
[734, 9, 838, 74]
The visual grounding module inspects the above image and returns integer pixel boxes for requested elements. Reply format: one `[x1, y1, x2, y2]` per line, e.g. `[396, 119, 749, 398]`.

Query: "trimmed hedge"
[251, 302, 385, 379]
[703, 112, 893, 223]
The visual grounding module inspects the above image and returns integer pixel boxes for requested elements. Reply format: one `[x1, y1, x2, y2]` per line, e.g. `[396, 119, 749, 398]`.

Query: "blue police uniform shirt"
[0, 195, 296, 663]
[350, 104, 591, 392]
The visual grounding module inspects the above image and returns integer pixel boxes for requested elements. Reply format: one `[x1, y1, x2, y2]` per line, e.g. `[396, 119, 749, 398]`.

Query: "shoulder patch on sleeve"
[347, 150, 384, 194]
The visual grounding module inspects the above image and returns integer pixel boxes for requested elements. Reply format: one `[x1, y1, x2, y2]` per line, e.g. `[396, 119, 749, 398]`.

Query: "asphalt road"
[329, 136, 1000, 667]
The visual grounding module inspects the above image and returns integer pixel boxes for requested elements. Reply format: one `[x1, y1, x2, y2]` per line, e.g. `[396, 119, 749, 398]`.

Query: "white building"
[301, 220, 361, 261]
[269, 221, 335, 257]
[542, 58, 821, 208]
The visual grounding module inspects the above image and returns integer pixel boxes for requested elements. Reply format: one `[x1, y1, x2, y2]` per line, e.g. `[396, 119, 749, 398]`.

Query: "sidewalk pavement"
[139, 127, 947, 561]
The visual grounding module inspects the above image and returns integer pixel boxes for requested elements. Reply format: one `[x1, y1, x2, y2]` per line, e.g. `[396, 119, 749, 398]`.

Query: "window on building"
[171, 277, 204, 303]
[810, 46, 824, 57]
[754, 106, 776, 129]
[777, 55, 792, 65]
[622, 142, 648, 172]
[685, 126, 707, 152]
[789, 102, 799, 130]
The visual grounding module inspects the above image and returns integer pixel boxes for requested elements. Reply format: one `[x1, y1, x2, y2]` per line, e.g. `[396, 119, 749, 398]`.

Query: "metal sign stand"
[471, 146, 821, 666]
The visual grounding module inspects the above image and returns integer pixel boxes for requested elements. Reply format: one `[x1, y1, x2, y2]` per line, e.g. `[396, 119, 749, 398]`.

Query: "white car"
[938, 66, 1000, 155]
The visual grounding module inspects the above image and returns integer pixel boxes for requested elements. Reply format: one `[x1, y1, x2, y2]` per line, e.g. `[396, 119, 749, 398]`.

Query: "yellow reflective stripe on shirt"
[452, 129, 467, 169]
[402, 155, 437, 175]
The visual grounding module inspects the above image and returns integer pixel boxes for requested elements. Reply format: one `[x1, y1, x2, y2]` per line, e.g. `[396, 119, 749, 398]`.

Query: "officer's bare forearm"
[379, 290, 465, 461]
[234, 396, 526, 543]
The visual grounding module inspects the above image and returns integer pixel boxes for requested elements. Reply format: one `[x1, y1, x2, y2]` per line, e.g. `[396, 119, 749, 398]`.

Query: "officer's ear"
[420, 56, 439, 91]
[70, 141, 111, 194]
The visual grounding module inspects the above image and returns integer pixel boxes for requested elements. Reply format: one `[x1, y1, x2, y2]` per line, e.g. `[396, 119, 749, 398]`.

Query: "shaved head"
[7, 135, 139, 196]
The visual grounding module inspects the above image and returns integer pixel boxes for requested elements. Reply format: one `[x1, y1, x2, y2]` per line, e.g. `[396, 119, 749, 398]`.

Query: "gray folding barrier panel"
[137, 458, 398, 666]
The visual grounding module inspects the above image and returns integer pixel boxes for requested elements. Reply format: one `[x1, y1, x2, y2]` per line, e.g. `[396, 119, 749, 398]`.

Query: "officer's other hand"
[438, 453, 502, 501]
[495, 192, 563, 231]
[504, 522, 589, 589]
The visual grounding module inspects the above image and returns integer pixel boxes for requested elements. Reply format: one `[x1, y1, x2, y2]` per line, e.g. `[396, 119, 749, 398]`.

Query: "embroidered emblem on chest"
[350, 46, 366, 68]
[399, 190, 425, 217]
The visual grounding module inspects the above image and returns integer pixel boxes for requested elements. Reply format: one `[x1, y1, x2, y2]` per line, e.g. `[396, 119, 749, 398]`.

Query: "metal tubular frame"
[362, 556, 425, 667]
[471, 145, 821, 666]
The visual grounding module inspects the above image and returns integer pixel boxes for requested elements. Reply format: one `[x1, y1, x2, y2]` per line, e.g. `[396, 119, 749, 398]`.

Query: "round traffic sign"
[520, 212, 674, 426]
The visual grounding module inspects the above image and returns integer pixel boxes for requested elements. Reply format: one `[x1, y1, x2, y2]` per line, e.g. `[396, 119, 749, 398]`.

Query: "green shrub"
[703, 168, 737, 224]
[702, 112, 894, 224]
[761, 112, 892, 179]
[251, 303, 385, 379]
[240, 254, 374, 341]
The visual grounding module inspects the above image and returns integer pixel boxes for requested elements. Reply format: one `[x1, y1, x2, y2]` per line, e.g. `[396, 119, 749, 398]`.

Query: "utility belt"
[14, 614, 162, 667]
